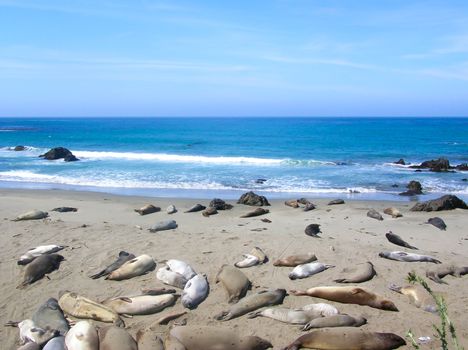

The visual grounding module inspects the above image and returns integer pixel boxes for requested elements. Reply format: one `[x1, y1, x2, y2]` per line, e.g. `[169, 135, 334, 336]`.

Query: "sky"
[0, 0, 468, 117]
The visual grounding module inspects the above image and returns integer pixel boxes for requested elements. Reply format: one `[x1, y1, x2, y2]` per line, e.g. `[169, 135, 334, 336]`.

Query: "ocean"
[0, 117, 467, 201]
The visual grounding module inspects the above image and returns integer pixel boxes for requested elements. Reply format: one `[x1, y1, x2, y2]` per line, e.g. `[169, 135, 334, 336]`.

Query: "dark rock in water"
[399, 180, 423, 196]
[237, 191, 270, 206]
[391, 184, 399, 188]
[411, 195, 468, 212]
[40, 147, 79, 162]
[462, 178, 467, 182]
[52, 207, 78, 213]
[367, 209, 383, 221]
[394, 159, 406, 165]
[427, 217, 447, 230]
[305, 224, 321, 237]
[456, 163, 468, 171]
[415, 169, 422, 172]
[328, 199, 345, 205]
[409, 158, 451, 172]
[209, 198, 233, 210]
[13, 145, 26, 151]
[255, 178, 267, 184]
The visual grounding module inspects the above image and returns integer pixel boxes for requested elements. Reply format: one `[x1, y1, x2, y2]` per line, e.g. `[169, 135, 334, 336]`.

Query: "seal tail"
[89, 270, 107, 279]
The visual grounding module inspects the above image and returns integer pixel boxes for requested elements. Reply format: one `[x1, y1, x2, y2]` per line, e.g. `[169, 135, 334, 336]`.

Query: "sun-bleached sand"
[1, 188, 467, 349]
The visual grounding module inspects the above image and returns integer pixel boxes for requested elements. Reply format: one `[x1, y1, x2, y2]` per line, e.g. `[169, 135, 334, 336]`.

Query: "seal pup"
[367, 209, 384, 221]
[98, 326, 138, 350]
[156, 266, 188, 289]
[166, 326, 272, 350]
[43, 336, 65, 350]
[6, 319, 58, 345]
[103, 293, 176, 315]
[167, 204, 177, 214]
[426, 264, 468, 284]
[32, 298, 69, 335]
[383, 207, 402, 218]
[65, 321, 99, 350]
[58, 291, 124, 327]
[52, 207, 77, 212]
[185, 203, 206, 213]
[281, 329, 406, 350]
[182, 273, 209, 309]
[379, 251, 441, 264]
[289, 286, 398, 311]
[427, 217, 447, 230]
[89, 251, 136, 279]
[385, 232, 418, 250]
[273, 253, 317, 267]
[240, 208, 269, 218]
[18, 245, 67, 265]
[136, 332, 164, 350]
[18, 254, 65, 288]
[333, 262, 376, 283]
[215, 288, 287, 321]
[149, 220, 177, 232]
[389, 284, 437, 313]
[248, 303, 338, 325]
[305, 224, 321, 237]
[166, 259, 197, 280]
[202, 207, 218, 217]
[13, 210, 48, 221]
[134, 204, 160, 215]
[289, 262, 334, 280]
[215, 264, 251, 303]
[302, 314, 367, 330]
[106, 254, 156, 280]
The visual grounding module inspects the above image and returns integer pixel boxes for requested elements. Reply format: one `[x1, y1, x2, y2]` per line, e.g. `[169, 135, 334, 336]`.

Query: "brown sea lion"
[215, 264, 251, 303]
[289, 286, 398, 311]
[202, 207, 218, 217]
[426, 264, 468, 284]
[385, 231, 418, 250]
[285, 200, 300, 208]
[166, 326, 272, 350]
[98, 326, 138, 350]
[389, 284, 437, 313]
[106, 254, 156, 280]
[302, 314, 367, 331]
[240, 208, 269, 218]
[89, 251, 136, 279]
[281, 329, 406, 350]
[134, 204, 160, 215]
[333, 262, 376, 283]
[273, 253, 317, 267]
[383, 207, 402, 218]
[102, 293, 176, 315]
[13, 210, 49, 221]
[17, 254, 65, 288]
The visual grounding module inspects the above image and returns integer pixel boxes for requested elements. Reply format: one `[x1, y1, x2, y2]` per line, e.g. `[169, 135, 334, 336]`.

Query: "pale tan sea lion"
[302, 314, 367, 331]
[383, 207, 403, 218]
[248, 303, 338, 325]
[289, 286, 398, 311]
[333, 262, 376, 283]
[215, 264, 251, 303]
[65, 321, 99, 350]
[13, 210, 48, 221]
[106, 254, 156, 280]
[240, 208, 269, 218]
[18, 244, 67, 265]
[136, 331, 165, 350]
[18, 254, 65, 289]
[426, 264, 468, 284]
[102, 294, 176, 315]
[285, 200, 300, 208]
[389, 284, 436, 313]
[58, 291, 124, 326]
[134, 204, 160, 215]
[166, 326, 272, 350]
[281, 328, 406, 350]
[98, 326, 138, 350]
[156, 266, 188, 289]
[89, 251, 136, 279]
[379, 251, 440, 263]
[273, 253, 317, 267]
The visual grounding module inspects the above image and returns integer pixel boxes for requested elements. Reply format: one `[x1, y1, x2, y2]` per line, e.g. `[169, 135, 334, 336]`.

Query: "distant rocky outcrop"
[237, 191, 270, 206]
[399, 180, 423, 196]
[40, 147, 79, 162]
[456, 163, 468, 171]
[393, 159, 406, 165]
[13, 145, 26, 151]
[410, 195, 468, 212]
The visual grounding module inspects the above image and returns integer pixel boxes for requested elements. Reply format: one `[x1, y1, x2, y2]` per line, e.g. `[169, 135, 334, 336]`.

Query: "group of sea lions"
[8, 195, 468, 349]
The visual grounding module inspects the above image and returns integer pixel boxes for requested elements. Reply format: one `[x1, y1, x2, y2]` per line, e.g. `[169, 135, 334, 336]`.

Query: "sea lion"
[305, 224, 321, 237]
[32, 298, 69, 335]
[141, 287, 177, 295]
[185, 204, 206, 213]
[215, 264, 251, 303]
[209, 198, 233, 210]
[302, 314, 367, 331]
[385, 232, 418, 250]
[285, 200, 300, 208]
[156, 266, 188, 289]
[333, 262, 376, 283]
[273, 253, 317, 267]
[328, 199, 344, 205]
[250, 246, 268, 263]
[149, 220, 178, 232]
[303, 202, 316, 211]
[240, 208, 269, 218]
[13, 210, 48, 221]
[426, 264, 468, 284]
[289, 286, 398, 311]
[182, 273, 209, 309]
[155, 310, 187, 325]
[281, 329, 406, 350]
[215, 289, 287, 321]
[383, 207, 402, 218]
[166, 259, 197, 280]
[106, 254, 156, 280]
[18, 254, 65, 288]
[235, 254, 259, 268]
[202, 207, 218, 217]
[379, 251, 441, 263]
[289, 262, 334, 280]
[136, 332, 165, 350]
[427, 217, 447, 230]
[43, 336, 65, 350]
[65, 321, 99, 350]
[18, 245, 67, 265]
[7, 319, 58, 345]
[58, 291, 124, 327]
[103, 293, 176, 315]
[166, 326, 272, 350]
[134, 204, 160, 215]
[52, 207, 77, 212]
[389, 284, 436, 313]
[367, 209, 383, 221]
[247, 304, 337, 325]
[167, 204, 177, 214]
[89, 251, 136, 279]
[98, 326, 138, 350]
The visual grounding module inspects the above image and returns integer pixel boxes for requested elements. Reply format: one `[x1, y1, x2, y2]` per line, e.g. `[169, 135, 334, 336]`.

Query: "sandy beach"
[1, 188, 467, 349]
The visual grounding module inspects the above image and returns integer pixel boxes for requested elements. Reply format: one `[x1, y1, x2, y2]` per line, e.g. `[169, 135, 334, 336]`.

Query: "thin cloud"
[263, 55, 378, 70]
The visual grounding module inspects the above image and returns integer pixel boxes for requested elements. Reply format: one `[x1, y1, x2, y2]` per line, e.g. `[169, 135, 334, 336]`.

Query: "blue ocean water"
[0, 117, 467, 200]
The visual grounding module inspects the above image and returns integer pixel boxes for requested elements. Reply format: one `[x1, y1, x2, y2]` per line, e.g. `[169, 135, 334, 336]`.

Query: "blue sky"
[0, 0, 468, 116]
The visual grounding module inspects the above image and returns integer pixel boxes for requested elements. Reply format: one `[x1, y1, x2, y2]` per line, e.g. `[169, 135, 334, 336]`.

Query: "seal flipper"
[247, 311, 262, 319]
[214, 311, 231, 321]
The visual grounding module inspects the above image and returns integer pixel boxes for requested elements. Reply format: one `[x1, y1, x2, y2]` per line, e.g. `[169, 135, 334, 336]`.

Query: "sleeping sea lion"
[389, 284, 437, 313]
[248, 303, 338, 325]
[302, 314, 367, 331]
[367, 209, 383, 221]
[106, 254, 156, 280]
[285, 200, 300, 208]
[385, 232, 418, 250]
[149, 220, 177, 232]
[182, 274, 209, 309]
[18, 254, 65, 288]
[240, 208, 269, 218]
[32, 298, 69, 335]
[427, 217, 447, 230]
[289, 262, 334, 280]
[167, 204, 177, 214]
[43, 336, 65, 350]
[98, 326, 138, 350]
[156, 266, 188, 289]
[383, 207, 402, 218]
[13, 210, 48, 221]
[134, 204, 160, 215]
[202, 207, 218, 217]
[215, 264, 251, 303]
[333, 262, 376, 283]
[273, 253, 317, 267]
[185, 204, 206, 213]
[52, 207, 77, 212]
[18, 244, 67, 265]
[65, 321, 99, 350]
[89, 251, 136, 279]
[379, 251, 440, 263]
[305, 224, 321, 237]
[6, 319, 58, 345]
[426, 264, 468, 284]
[103, 293, 176, 315]
[166, 259, 197, 280]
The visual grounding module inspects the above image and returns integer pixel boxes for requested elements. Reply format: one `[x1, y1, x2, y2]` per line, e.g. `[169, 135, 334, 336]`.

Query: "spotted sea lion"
[32, 298, 69, 335]
[182, 273, 209, 309]
[273, 253, 317, 267]
[385, 231, 418, 250]
[289, 286, 398, 311]
[302, 314, 367, 331]
[289, 262, 334, 280]
[156, 266, 188, 289]
[215, 264, 251, 303]
[89, 251, 136, 279]
[305, 224, 321, 237]
[166, 326, 272, 350]
[379, 251, 441, 263]
[389, 284, 437, 313]
[185, 204, 206, 213]
[367, 209, 383, 221]
[166, 259, 197, 280]
[383, 207, 402, 218]
[240, 208, 269, 218]
[103, 293, 176, 315]
[65, 321, 99, 350]
[248, 303, 338, 325]
[18, 244, 68, 265]
[427, 217, 447, 230]
[333, 262, 376, 283]
[134, 204, 160, 215]
[149, 220, 177, 232]
[43, 336, 65, 350]
[98, 326, 138, 350]
[215, 289, 287, 321]
[426, 264, 468, 284]
[281, 329, 406, 350]
[13, 210, 48, 221]
[106, 254, 156, 280]
[18, 254, 65, 288]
